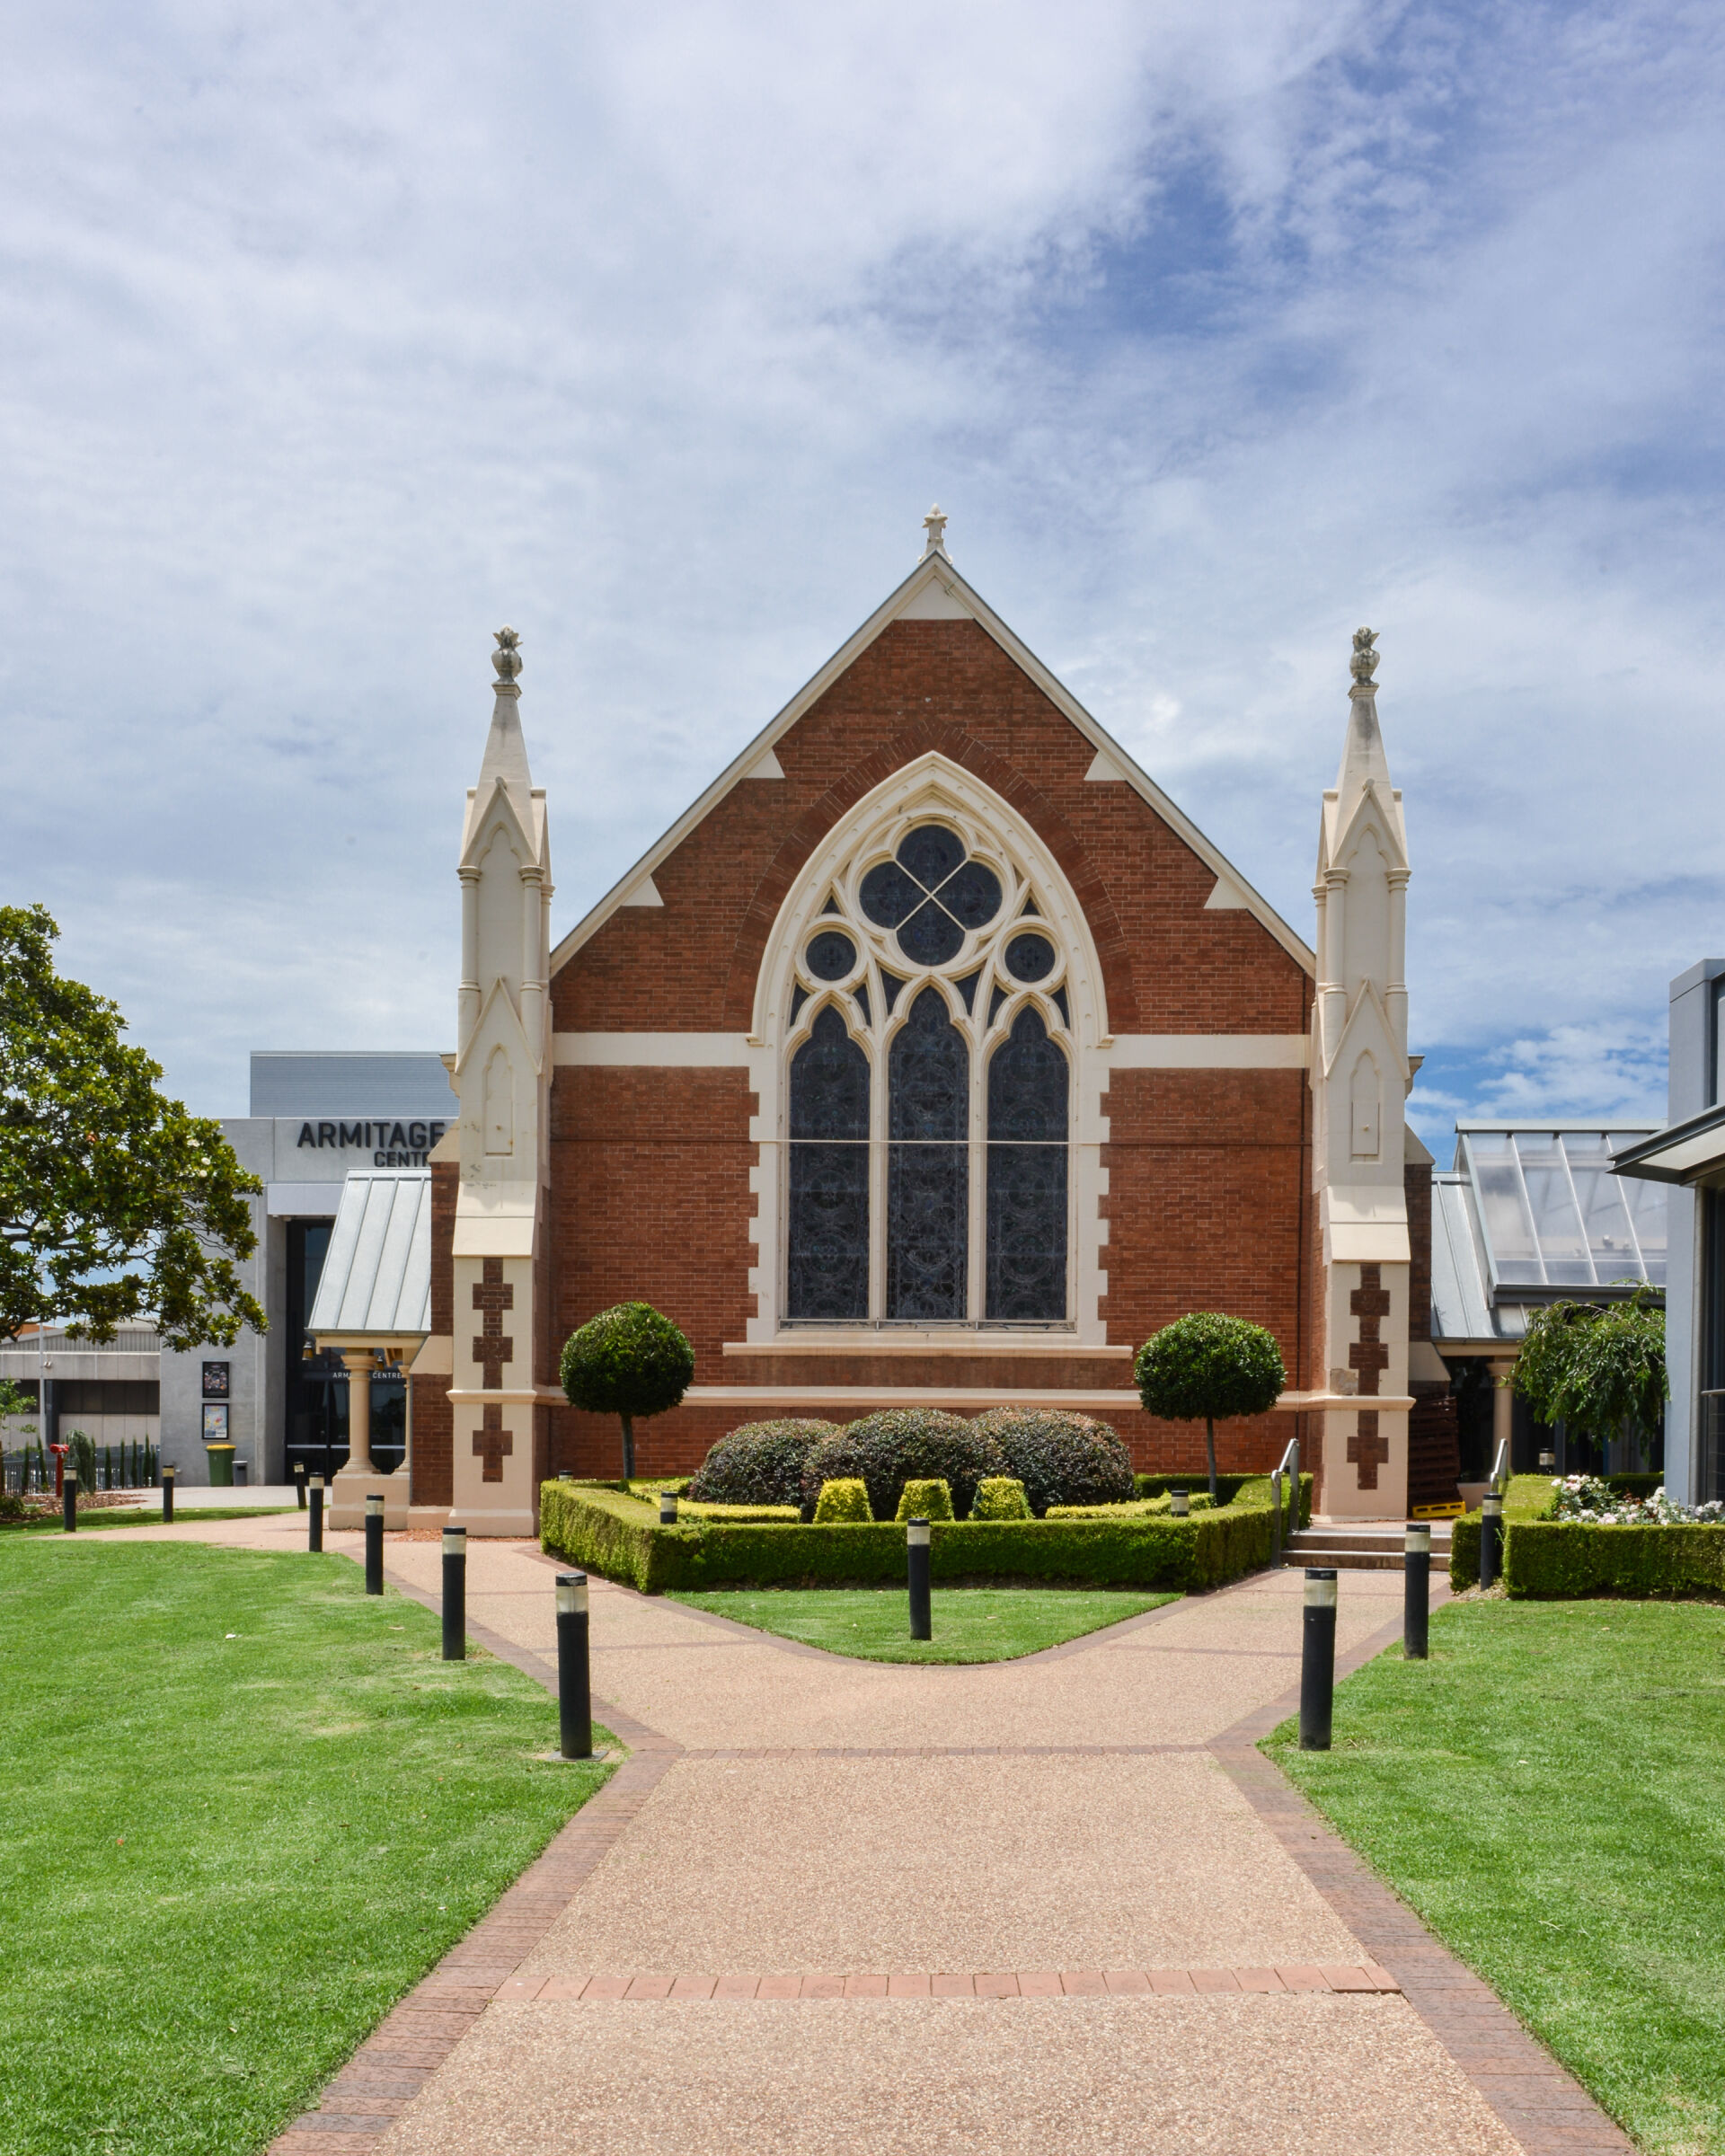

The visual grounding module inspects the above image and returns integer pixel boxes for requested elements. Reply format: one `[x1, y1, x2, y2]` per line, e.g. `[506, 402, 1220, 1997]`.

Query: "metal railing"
[1271, 1436, 1301, 1563]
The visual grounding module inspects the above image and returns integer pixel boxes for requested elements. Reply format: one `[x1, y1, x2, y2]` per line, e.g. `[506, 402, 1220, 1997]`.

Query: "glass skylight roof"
[1458, 1129, 1666, 1291]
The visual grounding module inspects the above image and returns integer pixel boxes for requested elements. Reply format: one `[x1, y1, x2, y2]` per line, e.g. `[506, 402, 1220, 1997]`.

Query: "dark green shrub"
[971, 1476, 1032, 1521]
[688, 1419, 838, 1507]
[1134, 1312, 1286, 1505]
[970, 1408, 1135, 1516]
[559, 1303, 694, 1480]
[1504, 1520, 1725, 1599]
[813, 1478, 871, 1524]
[894, 1478, 953, 1522]
[803, 1410, 1005, 1523]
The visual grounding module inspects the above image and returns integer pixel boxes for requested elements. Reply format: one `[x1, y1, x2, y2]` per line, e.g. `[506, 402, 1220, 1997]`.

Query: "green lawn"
[4, 1506, 296, 1533]
[668, 1583, 1178, 1662]
[1268, 1597, 1725, 2155]
[0, 1536, 613, 2156]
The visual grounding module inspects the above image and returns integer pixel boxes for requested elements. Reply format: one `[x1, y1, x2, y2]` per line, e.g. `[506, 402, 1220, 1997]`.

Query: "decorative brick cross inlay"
[1348, 1409, 1389, 1490]
[472, 1257, 514, 1388]
[473, 1403, 512, 1484]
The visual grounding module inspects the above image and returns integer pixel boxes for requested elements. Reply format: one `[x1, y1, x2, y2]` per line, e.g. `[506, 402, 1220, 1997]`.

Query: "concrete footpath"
[84, 1513, 1631, 2155]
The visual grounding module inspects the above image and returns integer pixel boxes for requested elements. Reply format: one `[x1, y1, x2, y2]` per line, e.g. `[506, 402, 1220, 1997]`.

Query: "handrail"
[1491, 1437, 1508, 1491]
[1270, 1436, 1301, 1563]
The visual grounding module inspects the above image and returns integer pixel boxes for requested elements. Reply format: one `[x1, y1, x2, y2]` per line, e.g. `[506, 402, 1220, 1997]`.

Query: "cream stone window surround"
[743, 755, 1110, 1345]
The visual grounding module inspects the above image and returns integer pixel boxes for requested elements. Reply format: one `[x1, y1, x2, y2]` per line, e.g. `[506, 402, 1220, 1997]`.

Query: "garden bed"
[539, 1473, 1312, 1594]
[1450, 1474, 1725, 1596]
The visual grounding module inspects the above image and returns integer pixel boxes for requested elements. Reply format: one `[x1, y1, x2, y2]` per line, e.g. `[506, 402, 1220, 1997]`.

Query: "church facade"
[408, 515, 1438, 1533]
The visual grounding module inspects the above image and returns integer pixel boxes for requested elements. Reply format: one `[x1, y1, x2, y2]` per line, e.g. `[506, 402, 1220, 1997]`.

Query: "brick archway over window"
[721, 722, 1140, 1033]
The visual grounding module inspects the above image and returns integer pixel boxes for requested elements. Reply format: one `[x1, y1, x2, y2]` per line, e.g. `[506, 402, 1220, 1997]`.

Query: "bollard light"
[907, 1517, 933, 1640]
[1479, 1490, 1503, 1590]
[1538, 1450, 1556, 1471]
[308, 1475, 324, 1552]
[1403, 1523, 1430, 1660]
[1299, 1568, 1338, 1750]
[364, 1493, 385, 1595]
[1170, 1487, 1190, 1518]
[442, 1525, 467, 1661]
[659, 1489, 678, 1524]
[63, 1471, 77, 1534]
[295, 1463, 307, 1510]
[162, 1464, 176, 1526]
[556, 1571, 593, 1759]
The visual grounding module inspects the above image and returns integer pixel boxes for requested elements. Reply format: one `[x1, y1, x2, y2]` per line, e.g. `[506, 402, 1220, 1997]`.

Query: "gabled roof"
[550, 546, 1314, 977]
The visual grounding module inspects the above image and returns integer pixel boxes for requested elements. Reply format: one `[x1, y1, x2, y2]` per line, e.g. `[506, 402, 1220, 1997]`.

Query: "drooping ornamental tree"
[1513, 1289, 1666, 1461]
[559, 1301, 695, 1480]
[1134, 1312, 1286, 1506]
[0, 906, 266, 1347]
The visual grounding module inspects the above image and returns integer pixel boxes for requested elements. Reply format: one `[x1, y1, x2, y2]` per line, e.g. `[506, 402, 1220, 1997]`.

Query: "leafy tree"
[559, 1301, 694, 1480]
[1513, 1289, 1666, 1454]
[1134, 1312, 1287, 1505]
[0, 906, 265, 1348]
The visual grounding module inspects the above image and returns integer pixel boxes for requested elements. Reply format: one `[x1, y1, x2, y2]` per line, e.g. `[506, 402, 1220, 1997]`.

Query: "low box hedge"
[1502, 1521, 1725, 1599]
[1449, 1475, 1665, 1588]
[539, 1473, 1314, 1595]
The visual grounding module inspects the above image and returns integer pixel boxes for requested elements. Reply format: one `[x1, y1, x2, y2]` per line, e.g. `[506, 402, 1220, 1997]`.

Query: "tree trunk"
[1205, 1416, 1219, 1507]
[619, 1411, 635, 1483]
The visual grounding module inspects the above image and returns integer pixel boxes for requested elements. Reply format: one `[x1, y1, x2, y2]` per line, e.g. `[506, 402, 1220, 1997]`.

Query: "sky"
[4, 0, 1721, 1145]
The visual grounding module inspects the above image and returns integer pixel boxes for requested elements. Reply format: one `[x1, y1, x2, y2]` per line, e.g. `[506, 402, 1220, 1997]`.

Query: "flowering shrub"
[1547, 1474, 1725, 1526]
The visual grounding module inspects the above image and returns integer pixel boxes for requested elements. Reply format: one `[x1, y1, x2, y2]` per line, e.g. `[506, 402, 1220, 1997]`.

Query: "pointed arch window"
[782, 817, 1074, 1326]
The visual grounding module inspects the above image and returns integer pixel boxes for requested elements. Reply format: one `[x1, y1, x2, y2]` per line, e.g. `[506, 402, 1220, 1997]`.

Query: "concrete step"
[1283, 1524, 1452, 1572]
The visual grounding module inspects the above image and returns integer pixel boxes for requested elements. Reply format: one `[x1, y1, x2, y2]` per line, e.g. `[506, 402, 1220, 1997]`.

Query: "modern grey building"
[105, 1052, 454, 1486]
[1614, 959, 1725, 1503]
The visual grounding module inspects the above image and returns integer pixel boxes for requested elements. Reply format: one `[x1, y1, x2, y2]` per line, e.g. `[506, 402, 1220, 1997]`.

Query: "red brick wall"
[536, 613, 1318, 1484]
[411, 1376, 452, 1507]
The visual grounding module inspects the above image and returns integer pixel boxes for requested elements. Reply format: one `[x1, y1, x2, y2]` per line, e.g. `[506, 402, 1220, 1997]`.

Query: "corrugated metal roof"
[1430, 1171, 1532, 1349]
[308, 1171, 432, 1338]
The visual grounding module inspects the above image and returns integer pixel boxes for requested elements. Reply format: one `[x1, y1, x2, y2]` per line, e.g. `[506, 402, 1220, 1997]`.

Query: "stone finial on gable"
[922, 504, 950, 558]
[1349, 626, 1378, 693]
[493, 625, 523, 685]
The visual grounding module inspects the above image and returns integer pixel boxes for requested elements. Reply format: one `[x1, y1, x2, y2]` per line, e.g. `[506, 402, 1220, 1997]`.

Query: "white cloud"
[0, 0, 1720, 1126]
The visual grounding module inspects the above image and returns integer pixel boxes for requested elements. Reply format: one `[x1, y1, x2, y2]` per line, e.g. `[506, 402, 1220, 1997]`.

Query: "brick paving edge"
[1208, 1585, 1638, 2156]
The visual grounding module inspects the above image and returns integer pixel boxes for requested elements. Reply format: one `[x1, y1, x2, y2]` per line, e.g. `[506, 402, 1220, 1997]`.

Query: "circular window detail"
[857, 825, 1003, 963]
[1004, 932, 1057, 983]
[805, 930, 857, 981]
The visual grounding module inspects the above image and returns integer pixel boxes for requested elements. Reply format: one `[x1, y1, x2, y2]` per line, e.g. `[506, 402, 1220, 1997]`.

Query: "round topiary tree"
[687, 1419, 838, 1507]
[970, 1408, 1135, 1516]
[802, 1409, 1006, 1524]
[1134, 1312, 1286, 1507]
[559, 1302, 694, 1481]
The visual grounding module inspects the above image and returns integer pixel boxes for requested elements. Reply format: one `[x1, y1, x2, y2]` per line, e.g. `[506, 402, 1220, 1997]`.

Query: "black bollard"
[295, 1463, 307, 1511]
[308, 1476, 324, 1552]
[162, 1464, 175, 1525]
[907, 1517, 932, 1640]
[1299, 1568, 1338, 1750]
[1479, 1490, 1503, 1590]
[1170, 1487, 1190, 1518]
[659, 1490, 678, 1524]
[63, 1472, 77, 1533]
[556, 1572, 593, 1759]
[364, 1494, 385, 1595]
[1403, 1523, 1430, 1659]
[442, 1525, 466, 1661]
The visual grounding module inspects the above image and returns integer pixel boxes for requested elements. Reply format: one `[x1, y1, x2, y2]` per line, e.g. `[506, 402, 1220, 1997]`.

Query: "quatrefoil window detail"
[859, 826, 1003, 966]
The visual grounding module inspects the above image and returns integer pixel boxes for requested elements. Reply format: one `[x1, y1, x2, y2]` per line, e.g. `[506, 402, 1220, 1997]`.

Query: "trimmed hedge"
[1134, 1471, 1308, 1515]
[970, 1409, 1135, 1515]
[813, 1478, 871, 1524]
[802, 1411, 1006, 1523]
[540, 1472, 1315, 1595]
[895, 1478, 954, 1523]
[1503, 1521, 1725, 1599]
[971, 1476, 1032, 1522]
[687, 1420, 839, 1507]
[678, 1500, 801, 1523]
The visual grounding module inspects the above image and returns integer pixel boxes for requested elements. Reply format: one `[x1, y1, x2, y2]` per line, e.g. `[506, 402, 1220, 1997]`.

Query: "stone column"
[342, 1349, 377, 1473]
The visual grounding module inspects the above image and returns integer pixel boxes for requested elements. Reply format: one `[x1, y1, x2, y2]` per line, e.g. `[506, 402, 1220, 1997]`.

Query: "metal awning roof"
[308, 1171, 432, 1342]
[1430, 1172, 1535, 1350]
[1613, 1103, 1725, 1187]
[1453, 1126, 1663, 1297]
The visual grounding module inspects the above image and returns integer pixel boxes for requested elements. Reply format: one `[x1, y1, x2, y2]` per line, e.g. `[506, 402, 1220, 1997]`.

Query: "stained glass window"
[888, 989, 968, 1319]
[986, 1009, 1068, 1318]
[780, 807, 1076, 1327]
[787, 1009, 870, 1319]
